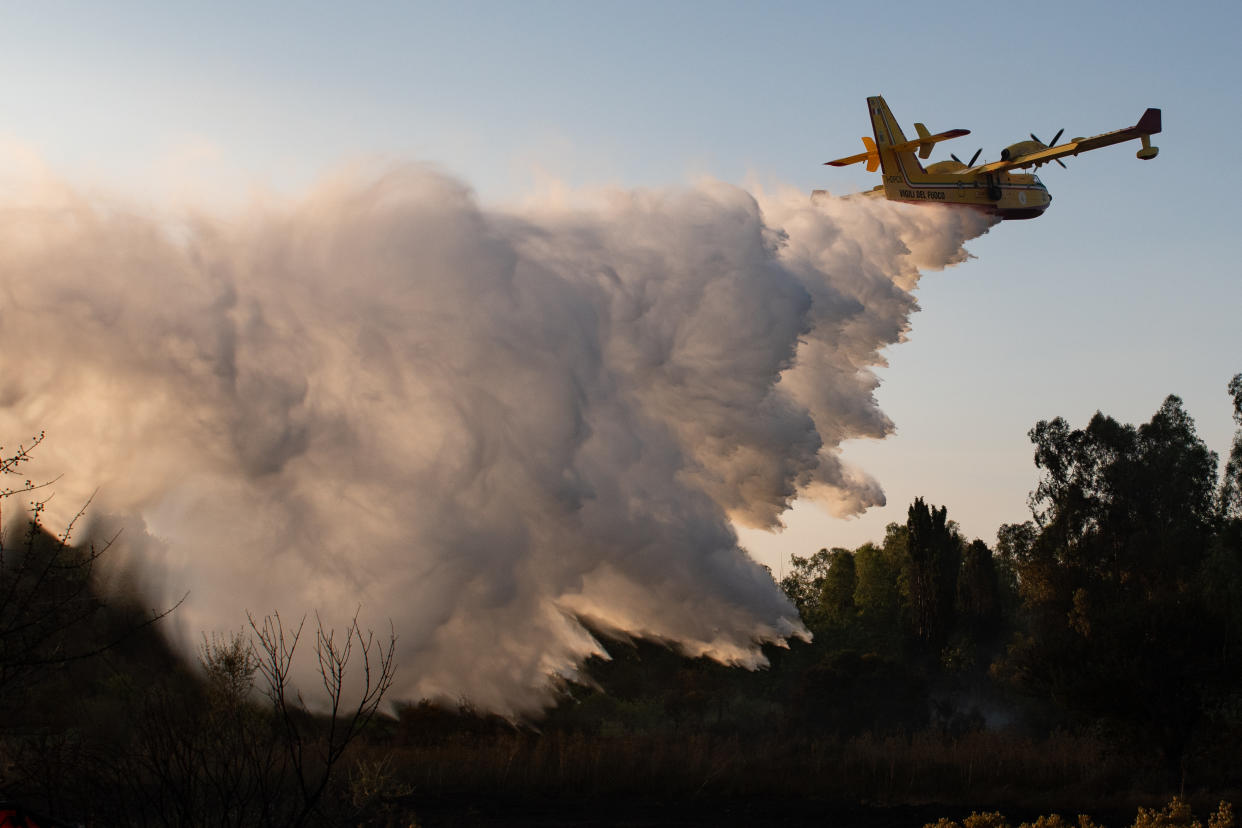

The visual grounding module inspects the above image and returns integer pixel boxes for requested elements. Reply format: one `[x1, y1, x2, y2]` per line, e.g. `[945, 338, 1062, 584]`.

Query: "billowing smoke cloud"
[0, 160, 993, 715]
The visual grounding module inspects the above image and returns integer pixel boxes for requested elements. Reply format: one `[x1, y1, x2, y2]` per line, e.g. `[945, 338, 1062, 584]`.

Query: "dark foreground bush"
[927, 797, 1235, 828]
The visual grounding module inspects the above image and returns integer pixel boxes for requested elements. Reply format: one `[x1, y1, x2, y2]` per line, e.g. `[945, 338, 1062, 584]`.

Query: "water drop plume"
[0, 161, 994, 716]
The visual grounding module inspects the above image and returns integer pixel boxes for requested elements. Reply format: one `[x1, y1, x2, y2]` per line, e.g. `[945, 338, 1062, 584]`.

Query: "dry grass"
[358, 725, 1167, 810]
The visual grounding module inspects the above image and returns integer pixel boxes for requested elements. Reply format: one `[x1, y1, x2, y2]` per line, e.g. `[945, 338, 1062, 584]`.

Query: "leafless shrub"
[103, 611, 397, 827]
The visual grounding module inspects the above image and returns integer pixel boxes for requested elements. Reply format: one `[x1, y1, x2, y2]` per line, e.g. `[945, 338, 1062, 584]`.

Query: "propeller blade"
[1055, 158, 1067, 169]
[951, 153, 962, 164]
[1032, 129, 1065, 148]
[968, 148, 982, 166]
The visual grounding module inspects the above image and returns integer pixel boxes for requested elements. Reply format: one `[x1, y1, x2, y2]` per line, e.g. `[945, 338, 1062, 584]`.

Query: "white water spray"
[0, 161, 993, 715]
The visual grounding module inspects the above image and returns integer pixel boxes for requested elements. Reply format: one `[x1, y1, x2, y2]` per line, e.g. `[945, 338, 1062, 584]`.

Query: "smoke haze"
[0, 160, 993, 715]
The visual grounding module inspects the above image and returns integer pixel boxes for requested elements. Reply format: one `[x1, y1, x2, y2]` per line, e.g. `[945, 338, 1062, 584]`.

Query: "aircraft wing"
[973, 108, 1162, 174]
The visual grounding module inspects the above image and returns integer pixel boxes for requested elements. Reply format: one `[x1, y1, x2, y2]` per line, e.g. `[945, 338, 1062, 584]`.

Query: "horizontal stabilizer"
[911, 125, 971, 159]
[826, 128, 969, 169]
[825, 135, 880, 172]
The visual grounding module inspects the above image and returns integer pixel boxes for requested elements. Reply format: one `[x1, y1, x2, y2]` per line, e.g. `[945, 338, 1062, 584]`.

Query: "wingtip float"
[818, 96, 1162, 220]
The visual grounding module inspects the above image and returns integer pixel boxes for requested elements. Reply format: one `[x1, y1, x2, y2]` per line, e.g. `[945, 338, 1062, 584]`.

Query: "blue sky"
[3, 0, 1240, 571]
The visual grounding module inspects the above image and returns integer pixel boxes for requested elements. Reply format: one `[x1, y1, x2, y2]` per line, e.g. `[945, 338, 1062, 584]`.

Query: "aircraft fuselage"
[875, 167, 1051, 220]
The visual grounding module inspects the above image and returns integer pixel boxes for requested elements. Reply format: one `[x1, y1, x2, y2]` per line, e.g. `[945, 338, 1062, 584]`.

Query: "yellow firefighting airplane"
[822, 96, 1162, 220]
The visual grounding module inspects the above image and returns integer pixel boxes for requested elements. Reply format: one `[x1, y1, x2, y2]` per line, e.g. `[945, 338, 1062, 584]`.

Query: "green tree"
[779, 548, 831, 620]
[993, 522, 1031, 617]
[1204, 374, 1242, 690]
[853, 542, 901, 622]
[819, 549, 856, 627]
[780, 546, 860, 634]
[1221, 373, 1242, 521]
[905, 498, 960, 647]
[956, 539, 1000, 634]
[1001, 395, 1228, 776]
[852, 541, 905, 657]
[1027, 396, 1217, 588]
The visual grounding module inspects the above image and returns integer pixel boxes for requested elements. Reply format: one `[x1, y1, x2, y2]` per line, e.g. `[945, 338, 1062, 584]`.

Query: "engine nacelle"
[1000, 139, 1045, 162]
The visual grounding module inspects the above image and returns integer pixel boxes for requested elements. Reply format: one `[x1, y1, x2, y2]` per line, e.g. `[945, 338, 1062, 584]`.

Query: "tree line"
[776, 378, 1242, 781]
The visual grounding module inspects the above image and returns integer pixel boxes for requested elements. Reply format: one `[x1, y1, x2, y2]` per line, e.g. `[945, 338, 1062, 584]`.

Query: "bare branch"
[247, 608, 397, 826]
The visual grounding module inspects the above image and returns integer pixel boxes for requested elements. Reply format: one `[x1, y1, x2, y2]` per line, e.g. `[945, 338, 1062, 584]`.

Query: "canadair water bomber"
[820, 96, 1161, 220]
